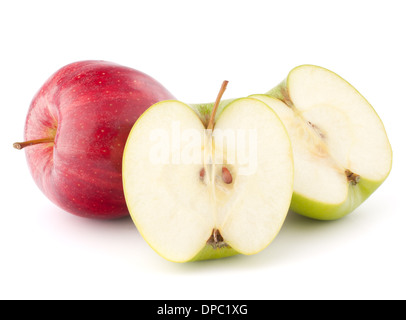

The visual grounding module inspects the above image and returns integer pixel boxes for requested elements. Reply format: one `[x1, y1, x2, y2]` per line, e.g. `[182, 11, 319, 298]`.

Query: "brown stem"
[13, 138, 54, 150]
[207, 80, 229, 131]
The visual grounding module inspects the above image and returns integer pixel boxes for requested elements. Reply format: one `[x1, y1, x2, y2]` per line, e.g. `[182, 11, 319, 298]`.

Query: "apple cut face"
[252, 65, 392, 220]
[122, 98, 293, 262]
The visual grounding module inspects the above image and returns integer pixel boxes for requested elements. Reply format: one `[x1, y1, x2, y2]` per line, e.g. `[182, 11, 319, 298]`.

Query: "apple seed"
[222, 167, 233, 184]
[199, 168, 205, 180]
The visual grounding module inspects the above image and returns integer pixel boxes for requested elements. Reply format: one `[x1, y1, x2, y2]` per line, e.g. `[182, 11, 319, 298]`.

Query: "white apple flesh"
[251, 65, 392, 220]
[122, 85, 294, 262]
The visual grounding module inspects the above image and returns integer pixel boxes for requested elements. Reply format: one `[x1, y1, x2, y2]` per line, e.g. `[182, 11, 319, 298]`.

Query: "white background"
[1, 0, 405, 300]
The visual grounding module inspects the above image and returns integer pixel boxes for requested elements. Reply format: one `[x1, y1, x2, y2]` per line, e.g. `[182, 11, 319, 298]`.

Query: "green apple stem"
[207, 80, 229, 131]
[13, 138, 54, 150]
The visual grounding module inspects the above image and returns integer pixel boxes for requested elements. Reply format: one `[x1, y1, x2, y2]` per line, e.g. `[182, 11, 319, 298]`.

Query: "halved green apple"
[122, 85, 294, 262]
[251, 65, 392, 220]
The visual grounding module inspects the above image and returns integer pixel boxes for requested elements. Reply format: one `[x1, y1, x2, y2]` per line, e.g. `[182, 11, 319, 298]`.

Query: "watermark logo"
[149, 121, 258, 176]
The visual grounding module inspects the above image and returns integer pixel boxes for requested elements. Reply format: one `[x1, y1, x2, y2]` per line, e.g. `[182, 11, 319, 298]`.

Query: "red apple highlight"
[14, 60, 175, 219]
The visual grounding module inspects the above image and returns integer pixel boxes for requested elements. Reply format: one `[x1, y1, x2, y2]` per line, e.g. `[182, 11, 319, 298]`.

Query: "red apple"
[14, 60, 175, 219]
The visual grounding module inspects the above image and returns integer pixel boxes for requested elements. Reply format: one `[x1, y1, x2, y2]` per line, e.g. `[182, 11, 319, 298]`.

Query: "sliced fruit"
[251, 65, 392, 220]
[123, 95, 293, 262]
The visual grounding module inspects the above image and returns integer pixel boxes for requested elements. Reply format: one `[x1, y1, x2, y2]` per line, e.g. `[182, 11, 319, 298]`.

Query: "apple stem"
[13, 138, 54, 150]
[207, 80, 229, 131]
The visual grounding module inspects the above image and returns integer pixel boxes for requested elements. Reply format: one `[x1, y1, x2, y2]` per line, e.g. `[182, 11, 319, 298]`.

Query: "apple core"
[123, 82, 294, 262]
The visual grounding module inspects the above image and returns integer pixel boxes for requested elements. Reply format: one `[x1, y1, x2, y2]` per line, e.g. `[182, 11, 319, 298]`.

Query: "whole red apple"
[14, 60, 175, 219]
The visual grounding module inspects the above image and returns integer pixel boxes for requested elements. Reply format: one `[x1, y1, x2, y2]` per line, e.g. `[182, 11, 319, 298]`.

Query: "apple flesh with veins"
[123, 82, 294, 262]
[189, 66, 392, 220]
[14, 60, 175, 219]
[250, 65, 392, 220]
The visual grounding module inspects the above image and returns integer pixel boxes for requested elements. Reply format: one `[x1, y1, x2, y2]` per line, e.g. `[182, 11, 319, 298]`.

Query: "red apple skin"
[23, 60, 175, 219]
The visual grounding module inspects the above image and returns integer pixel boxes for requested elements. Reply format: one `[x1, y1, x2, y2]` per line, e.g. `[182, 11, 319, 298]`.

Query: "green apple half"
[122, 87, 294, 262]
[251, 65, 392, 220]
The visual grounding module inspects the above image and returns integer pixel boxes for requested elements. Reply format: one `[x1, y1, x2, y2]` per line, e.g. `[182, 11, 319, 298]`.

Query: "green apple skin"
[189, 99, 290, 261]
[252, 64, 392, 220]
[124, 99, 290, 262]
[189, 98, 235, 127]
[189, 65, 392, 221]
[137, 225, 239, 262]
[252, 65, 390, 220]
[251, 92, 391, 221]
[123, 101, 239, 262]
[190, 245, 239, 262]
[289, 177, 384, 221]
